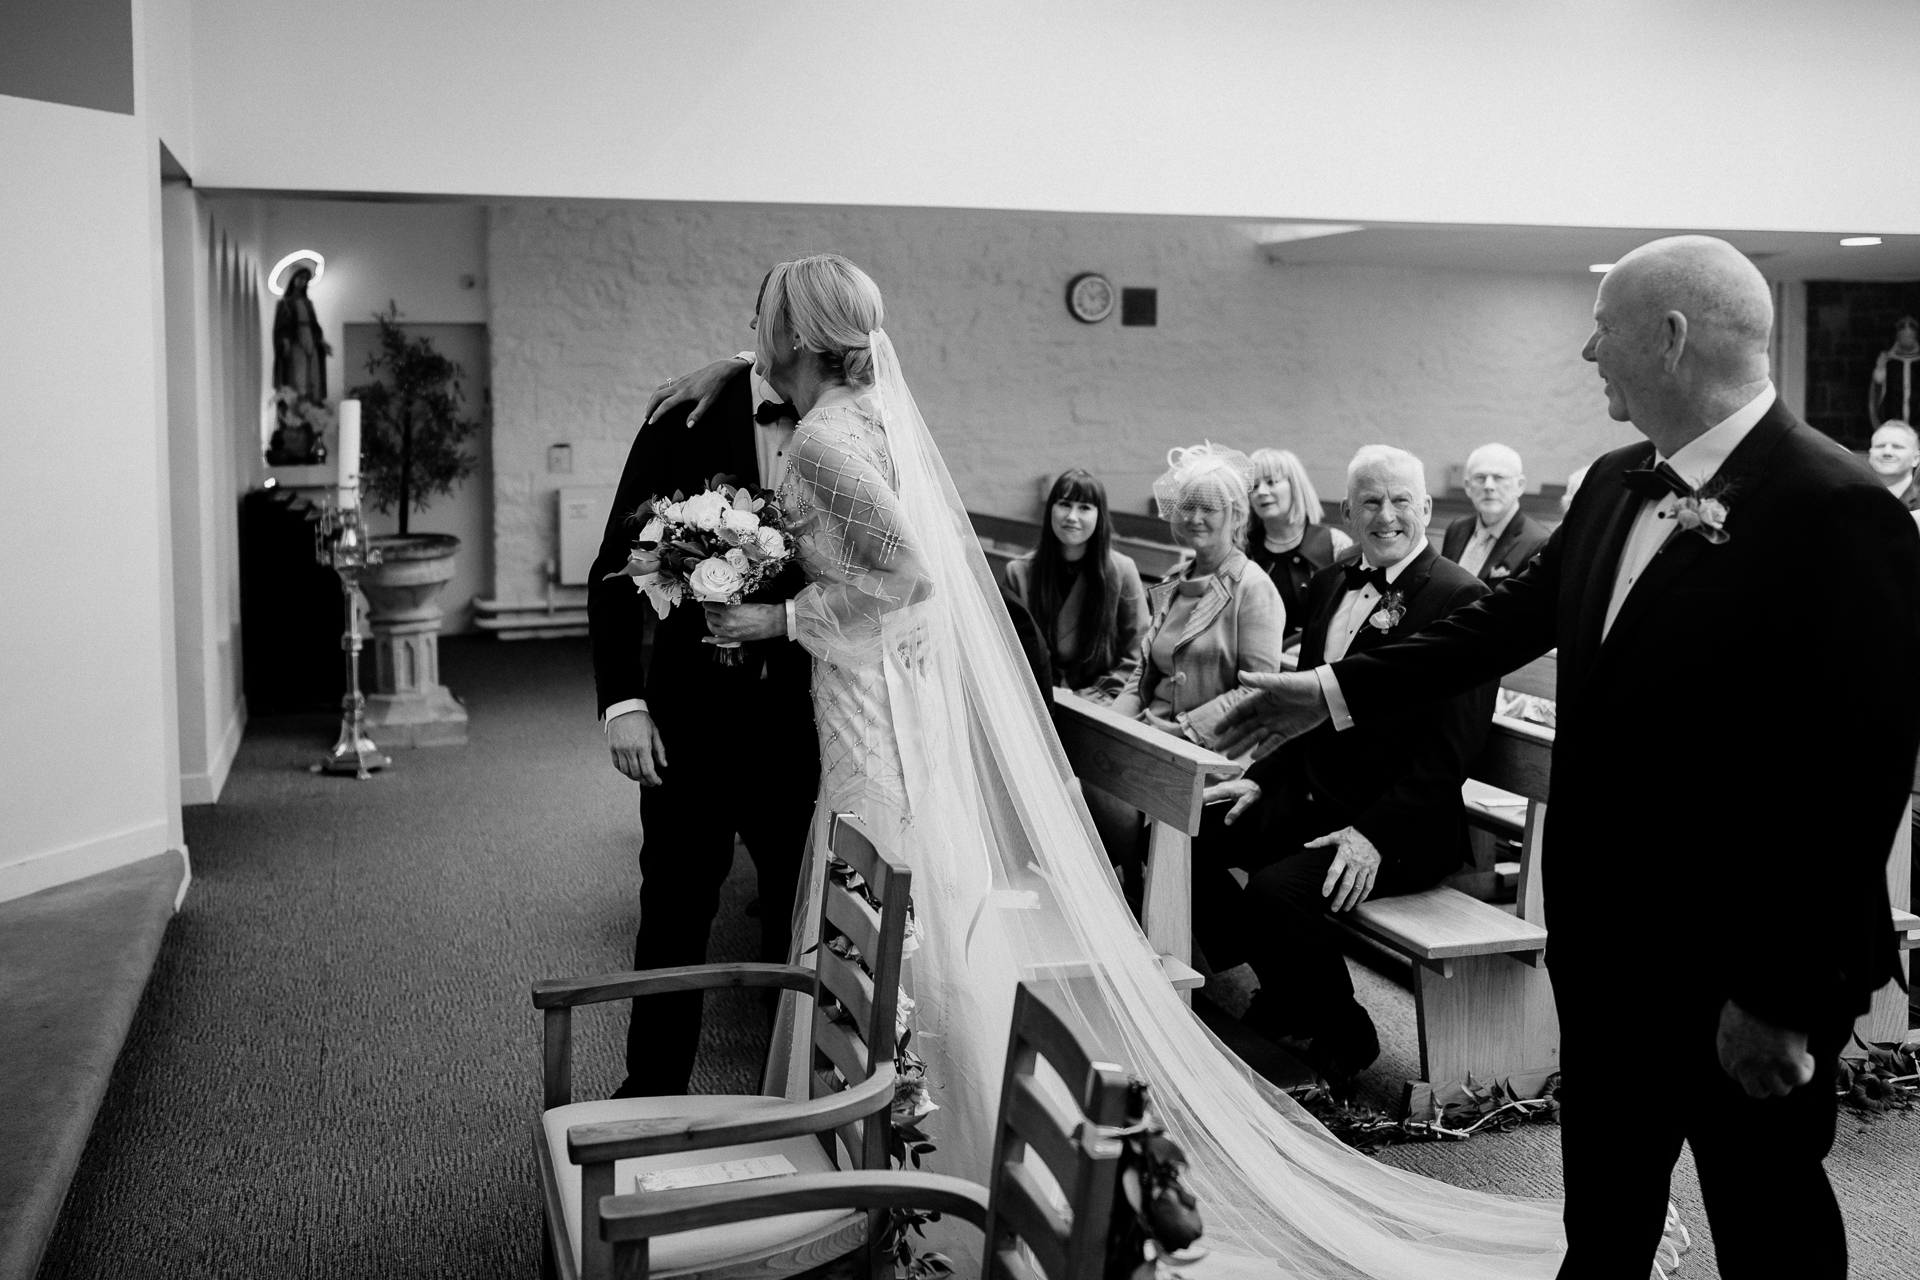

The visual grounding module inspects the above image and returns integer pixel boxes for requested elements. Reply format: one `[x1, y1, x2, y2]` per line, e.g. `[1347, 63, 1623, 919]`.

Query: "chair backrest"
[812, 814, 914, 1174]
[982, 983, 1133, 1280]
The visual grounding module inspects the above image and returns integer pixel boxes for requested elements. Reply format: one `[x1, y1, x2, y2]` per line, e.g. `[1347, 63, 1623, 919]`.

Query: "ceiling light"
[1840, 236, 1882, 247]
[1248, 223, 1366, 246]
[1589, 263, 1615, 273]
[268, 249, 325, 295]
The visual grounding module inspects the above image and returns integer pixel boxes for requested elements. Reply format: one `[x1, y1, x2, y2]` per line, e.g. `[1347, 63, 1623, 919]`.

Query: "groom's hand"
[703, 602, 786, 643]
[644, 356, 751, 428]
[1209, 671, 1333, 759]
[607, 710, 669, 787]
[1717, 1001, 1817, 1098]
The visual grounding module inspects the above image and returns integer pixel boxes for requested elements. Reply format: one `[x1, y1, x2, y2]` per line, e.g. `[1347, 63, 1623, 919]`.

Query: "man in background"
[1867, 419, 1920, 513]
[1440, 443, 1551, 583]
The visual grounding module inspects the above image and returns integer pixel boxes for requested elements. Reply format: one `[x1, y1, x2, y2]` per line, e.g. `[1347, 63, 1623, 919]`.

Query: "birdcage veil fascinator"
[1151, 443, 1255, 522]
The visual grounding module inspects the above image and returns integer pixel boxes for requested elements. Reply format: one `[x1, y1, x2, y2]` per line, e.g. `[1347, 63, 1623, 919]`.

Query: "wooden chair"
[594, 982, 1135, 1280]
[1051, 688, 1242, 1000]
[530, 814, 911, 1280]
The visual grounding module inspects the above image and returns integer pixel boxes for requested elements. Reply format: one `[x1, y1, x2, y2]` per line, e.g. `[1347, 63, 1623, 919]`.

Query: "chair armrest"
[567, 1062, 897, 1165]
[600, 1170, 990, 1242]
[532, 962, 817, 1010]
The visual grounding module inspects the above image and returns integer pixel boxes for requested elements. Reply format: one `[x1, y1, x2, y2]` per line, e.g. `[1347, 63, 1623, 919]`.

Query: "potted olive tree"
[348, 303, 481, 747]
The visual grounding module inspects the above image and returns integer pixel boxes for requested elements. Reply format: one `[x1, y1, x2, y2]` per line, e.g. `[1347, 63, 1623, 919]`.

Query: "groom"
[1213, 237, 1920, 1278]
[588, 305, 816, 1099]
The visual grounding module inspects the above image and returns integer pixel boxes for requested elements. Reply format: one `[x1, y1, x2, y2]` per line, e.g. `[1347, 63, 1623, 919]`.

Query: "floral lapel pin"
[1368, 589, 1406, 631]
[1659, 481, 1732, 545]
[1489, 564, 1512, 579]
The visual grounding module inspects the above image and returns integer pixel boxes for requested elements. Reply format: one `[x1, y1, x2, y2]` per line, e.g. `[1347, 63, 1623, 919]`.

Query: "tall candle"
[337, 399, 361, 510]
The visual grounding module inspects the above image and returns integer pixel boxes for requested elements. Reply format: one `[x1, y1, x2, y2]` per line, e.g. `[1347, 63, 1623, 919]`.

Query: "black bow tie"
[1620, 460, 1693, 501]
[754, 399, 799, 425]
[1344, 563, 1391, 596]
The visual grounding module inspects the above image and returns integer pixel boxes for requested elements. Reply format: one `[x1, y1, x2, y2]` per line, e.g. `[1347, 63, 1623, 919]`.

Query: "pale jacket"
[1111, 550, 1287, 727]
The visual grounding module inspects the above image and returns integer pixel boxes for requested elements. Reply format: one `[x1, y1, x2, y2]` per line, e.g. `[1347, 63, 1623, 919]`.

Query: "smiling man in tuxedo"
[588, 286, 816, 1099]
[1212, 236, 1920, 1278]
[1192, 446, 1494, 1099]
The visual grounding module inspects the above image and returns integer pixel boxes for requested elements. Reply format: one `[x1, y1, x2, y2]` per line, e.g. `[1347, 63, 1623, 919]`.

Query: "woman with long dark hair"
[1006, 469, 1149, 703]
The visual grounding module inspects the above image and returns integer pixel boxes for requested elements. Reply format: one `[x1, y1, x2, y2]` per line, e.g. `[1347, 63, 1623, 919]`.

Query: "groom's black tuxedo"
[588, 364, 818, 1096]
[1333, 400, 1920, 1276]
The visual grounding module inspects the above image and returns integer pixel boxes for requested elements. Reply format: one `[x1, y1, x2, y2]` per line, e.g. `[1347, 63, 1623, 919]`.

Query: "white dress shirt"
[1601, 383, 1774, 639]
[605, 358, 798, 729]
[1457, 506, 1517, 578]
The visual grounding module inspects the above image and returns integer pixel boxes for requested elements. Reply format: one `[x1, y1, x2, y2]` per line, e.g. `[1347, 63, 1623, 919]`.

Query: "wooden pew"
[1050, 688, 1240, 1001]
[1850, 757, 1920, 1054]
[1335, 714, 1560, 1105]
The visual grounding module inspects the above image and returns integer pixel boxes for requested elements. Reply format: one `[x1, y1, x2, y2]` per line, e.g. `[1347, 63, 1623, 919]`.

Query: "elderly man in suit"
[1212, 236, 1920, 1279]
[589, 294, 818, 1099]
[1441, 443, 1552, 583]
[1189, 445, 1494, 1099]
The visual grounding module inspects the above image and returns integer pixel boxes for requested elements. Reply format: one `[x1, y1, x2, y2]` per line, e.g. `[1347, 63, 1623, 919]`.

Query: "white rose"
[719, 506, 760, 537]
[756, 527, 787, 558]
[654, 501, 683, 525]
[725, 547, 750, 573]
[687, 557, 745, 602]
[681, 491, 729, 531]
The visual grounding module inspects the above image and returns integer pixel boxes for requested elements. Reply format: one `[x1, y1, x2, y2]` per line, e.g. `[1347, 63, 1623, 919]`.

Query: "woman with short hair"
[1245, 447, 1351, 636]
[1005, 469, 1149, 703]
[1112, 444, 1288, 733]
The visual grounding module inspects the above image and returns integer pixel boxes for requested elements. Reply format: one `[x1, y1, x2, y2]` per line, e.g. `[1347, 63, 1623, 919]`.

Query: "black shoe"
[1305, 1014, 1380, 1105]
[1241, 992, 1308, 1044]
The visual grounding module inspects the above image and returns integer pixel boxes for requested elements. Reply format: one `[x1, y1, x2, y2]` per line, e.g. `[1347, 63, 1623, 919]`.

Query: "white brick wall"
[487, 202, 1635, 605]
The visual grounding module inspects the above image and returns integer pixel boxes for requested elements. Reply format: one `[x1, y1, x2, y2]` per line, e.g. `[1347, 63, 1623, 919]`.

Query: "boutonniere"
[1368, 589, 1406, 630]
[1489, 564, 1512, 579]
[1659, 479, 1733, 545]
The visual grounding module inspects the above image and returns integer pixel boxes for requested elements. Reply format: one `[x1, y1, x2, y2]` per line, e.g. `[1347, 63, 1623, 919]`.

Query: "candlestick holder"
[310, 494, 391, 779]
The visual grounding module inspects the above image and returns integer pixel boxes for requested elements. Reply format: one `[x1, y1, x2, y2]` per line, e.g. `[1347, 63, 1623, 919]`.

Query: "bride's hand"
[644, 356, 751, 428]
[703, 602, 787, 643]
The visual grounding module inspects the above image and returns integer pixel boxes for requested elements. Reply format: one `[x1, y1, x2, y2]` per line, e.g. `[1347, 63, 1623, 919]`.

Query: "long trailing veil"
[801, 328, 1569, 1277]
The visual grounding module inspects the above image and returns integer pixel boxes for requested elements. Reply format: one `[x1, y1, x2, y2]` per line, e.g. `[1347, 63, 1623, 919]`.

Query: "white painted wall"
[486, 201, 1635, 603]
[187, 1, 1916, 235]
[0, 92, 180, 899]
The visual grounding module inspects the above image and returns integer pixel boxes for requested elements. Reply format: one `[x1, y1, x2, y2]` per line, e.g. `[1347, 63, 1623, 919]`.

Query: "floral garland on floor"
[1840, 1036, 1918, 1115]
[1288, 1074, 1563, 1153]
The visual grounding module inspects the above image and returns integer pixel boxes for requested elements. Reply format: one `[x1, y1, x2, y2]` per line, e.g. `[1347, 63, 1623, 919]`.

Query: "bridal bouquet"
[607, 475, 794, 665]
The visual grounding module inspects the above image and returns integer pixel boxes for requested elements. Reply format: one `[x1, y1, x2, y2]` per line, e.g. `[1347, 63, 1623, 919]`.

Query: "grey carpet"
[35, 636, 1920, 1278]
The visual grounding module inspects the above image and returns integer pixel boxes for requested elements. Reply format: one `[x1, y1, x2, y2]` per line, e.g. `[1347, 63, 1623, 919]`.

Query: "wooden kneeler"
[596, 982, 1135, 1280]
[1052, 688, 1240, 1001]
[530, 814, 910, 1280]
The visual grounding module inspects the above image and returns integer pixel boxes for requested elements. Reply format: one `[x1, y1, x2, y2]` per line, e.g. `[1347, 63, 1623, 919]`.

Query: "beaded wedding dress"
[761, 332, 1571, 1278]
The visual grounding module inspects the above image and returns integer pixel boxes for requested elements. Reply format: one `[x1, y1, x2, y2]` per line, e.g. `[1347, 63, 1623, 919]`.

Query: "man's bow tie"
[754, 399, 799, 425]
[1619, 460, 1693, 501]
[1344, 563, 1391, 596]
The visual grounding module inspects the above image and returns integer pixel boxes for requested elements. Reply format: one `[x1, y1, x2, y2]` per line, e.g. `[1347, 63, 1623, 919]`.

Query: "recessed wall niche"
[1805, 280, 1920, 450]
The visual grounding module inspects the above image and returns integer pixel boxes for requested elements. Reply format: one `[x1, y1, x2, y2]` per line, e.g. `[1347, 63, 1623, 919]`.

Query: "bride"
[702, 254, 1569, 1278]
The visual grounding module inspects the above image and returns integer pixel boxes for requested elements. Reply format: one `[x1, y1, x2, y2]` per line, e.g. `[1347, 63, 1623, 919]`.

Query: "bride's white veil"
[861, 328, 1567, 1277]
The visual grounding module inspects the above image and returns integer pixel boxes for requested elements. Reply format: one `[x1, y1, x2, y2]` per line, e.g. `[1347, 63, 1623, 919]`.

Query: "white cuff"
[1313, 664, 1355, 732]
[785, 598, 797, 642]
[603, 698, 648, 730]
[734, 351, 755, 364]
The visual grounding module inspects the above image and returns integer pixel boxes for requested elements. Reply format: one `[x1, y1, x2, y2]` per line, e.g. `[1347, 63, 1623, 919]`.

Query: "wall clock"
[1066, 273, 1115, 323]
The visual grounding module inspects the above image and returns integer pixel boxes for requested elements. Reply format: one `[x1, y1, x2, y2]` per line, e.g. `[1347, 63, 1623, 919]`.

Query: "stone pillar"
[359, 534, 469, 747]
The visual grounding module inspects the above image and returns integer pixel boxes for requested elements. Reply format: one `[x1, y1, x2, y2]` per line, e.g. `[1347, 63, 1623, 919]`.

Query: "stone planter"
[359, 533, 468, 747]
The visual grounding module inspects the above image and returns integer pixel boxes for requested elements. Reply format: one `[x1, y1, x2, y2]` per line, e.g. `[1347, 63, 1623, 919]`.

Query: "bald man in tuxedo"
[1213, 237, 1920, 1279]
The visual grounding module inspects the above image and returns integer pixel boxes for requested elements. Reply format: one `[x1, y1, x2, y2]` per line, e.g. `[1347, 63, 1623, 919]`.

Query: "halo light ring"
[268, 250, 326, 296]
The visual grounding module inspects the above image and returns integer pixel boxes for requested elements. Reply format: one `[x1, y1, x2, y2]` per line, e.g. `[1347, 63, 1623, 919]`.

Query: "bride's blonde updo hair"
[756, 253, 885, 388]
